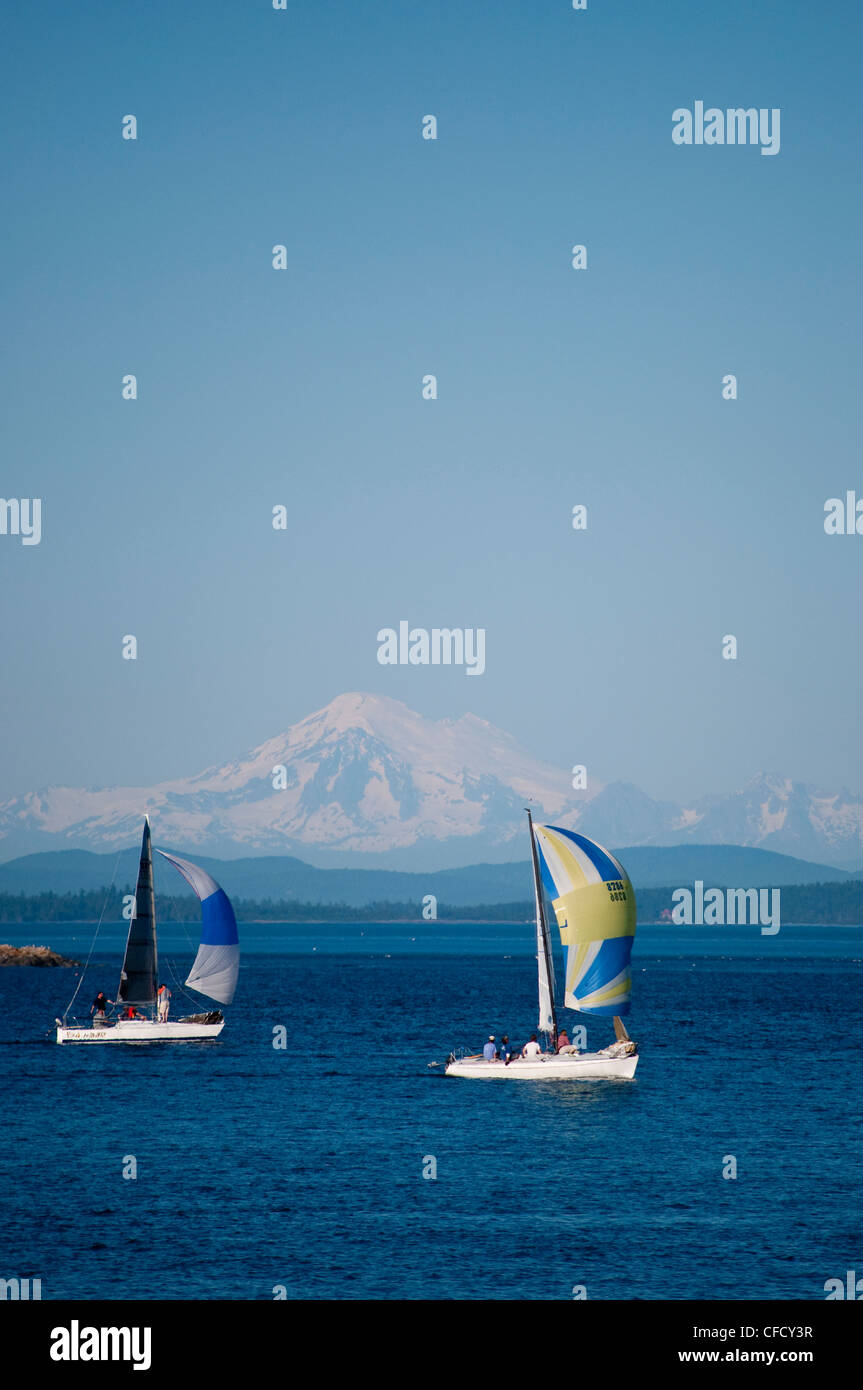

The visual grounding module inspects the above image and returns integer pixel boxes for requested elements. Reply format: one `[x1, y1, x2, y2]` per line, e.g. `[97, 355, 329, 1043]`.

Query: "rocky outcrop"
[0, 943, 80, 967]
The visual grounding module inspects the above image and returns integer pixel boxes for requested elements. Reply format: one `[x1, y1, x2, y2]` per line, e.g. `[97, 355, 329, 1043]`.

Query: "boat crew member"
[482, 1035, 498, 1061]
[90, 991, 112, 1019]
[499, 1034, 512, 1064]
[157, 983, 171, 1022]
[123, 1004, 143, 1020]
[522, 1034, 542, 1059]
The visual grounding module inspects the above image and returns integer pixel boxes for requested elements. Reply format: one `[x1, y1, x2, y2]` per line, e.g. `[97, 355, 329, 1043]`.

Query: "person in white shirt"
[157, 983, 171, 1022]
[522, 1034, 542, 1059]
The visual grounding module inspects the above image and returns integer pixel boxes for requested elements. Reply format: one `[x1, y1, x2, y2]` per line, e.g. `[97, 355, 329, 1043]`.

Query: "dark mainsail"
[118, 818, 158, 1007]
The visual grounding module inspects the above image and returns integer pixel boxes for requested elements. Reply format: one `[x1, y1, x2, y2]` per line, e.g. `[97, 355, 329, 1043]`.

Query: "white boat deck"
[56, 1018, 224, 1044]
[445, 1050, 638, 1080]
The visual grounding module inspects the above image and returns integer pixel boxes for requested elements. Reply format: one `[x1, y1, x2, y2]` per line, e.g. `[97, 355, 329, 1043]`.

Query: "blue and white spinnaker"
[157, 850, 240, 1005]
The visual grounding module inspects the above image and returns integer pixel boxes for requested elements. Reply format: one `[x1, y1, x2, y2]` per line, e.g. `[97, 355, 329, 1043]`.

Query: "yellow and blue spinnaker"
[532, 824, 636, 1015]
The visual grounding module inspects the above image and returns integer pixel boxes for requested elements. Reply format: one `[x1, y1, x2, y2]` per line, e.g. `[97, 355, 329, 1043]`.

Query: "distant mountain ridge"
[1, 692, 863, 867]
[0, 692, 588, 867]
[0, 844, 854, 909]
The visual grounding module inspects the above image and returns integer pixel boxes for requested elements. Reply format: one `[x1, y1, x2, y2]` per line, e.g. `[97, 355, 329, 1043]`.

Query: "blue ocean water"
[1, 921, 862, 1301]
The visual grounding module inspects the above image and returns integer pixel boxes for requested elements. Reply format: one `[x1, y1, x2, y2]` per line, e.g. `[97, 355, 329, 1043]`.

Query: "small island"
[0, 943, 81, 967]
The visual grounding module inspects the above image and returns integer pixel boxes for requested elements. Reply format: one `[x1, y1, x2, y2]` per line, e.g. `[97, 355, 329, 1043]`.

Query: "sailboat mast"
[527, 809, 558, 1047]
[118, 816, 159, 1016]
[150, 819, 159, 1020]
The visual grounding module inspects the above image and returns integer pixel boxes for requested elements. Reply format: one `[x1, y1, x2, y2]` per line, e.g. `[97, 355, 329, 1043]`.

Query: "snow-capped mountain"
[0, 693, 594, 867]
[672, 773, 863, 867]
[567, 773, 863, 868]
[1, 695, 862, 868]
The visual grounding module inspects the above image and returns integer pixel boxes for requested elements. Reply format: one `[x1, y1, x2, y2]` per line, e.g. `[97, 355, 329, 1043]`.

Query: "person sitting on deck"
[482, 1035, 498, 1061]
[499, 1034, 512, 1064]
[522, 1034, 542, 1059]
[123, 1005, 144, 1020]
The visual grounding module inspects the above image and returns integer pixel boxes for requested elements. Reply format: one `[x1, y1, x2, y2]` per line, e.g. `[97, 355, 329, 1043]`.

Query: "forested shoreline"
[1, 881, 862, 925]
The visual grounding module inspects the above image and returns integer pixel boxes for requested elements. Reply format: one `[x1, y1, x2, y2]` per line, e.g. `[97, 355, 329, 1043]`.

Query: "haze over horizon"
[3, 2, 861, 809]
[3, 690, 863, 870]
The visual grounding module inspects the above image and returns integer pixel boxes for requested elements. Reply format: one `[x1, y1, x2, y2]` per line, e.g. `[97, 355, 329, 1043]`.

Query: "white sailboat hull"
[56, 1018, 224, 1044]
[445, 1051, 638, 1080]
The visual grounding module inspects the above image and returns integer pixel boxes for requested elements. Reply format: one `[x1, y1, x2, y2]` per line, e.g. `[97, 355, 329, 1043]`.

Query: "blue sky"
[1, 0, 861, 803]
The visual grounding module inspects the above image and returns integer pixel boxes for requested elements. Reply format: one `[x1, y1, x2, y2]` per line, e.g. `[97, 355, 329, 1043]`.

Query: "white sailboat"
[445, 811, 640, 1080]
[56, 817, 239, 1044]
